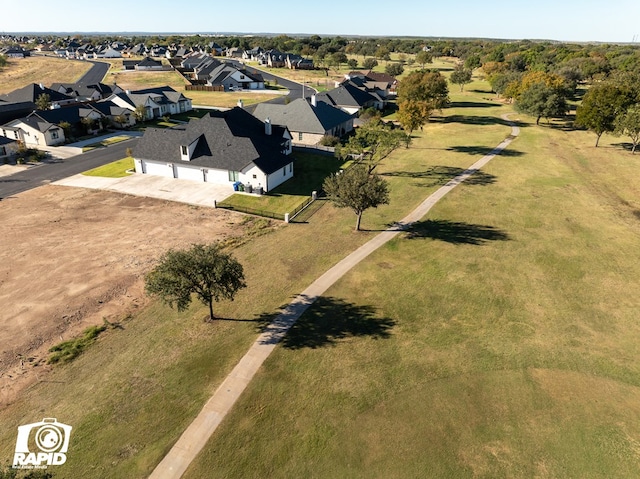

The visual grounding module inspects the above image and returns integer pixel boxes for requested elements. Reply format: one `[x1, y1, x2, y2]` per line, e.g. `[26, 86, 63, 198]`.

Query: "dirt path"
[149, 115, 521, 479]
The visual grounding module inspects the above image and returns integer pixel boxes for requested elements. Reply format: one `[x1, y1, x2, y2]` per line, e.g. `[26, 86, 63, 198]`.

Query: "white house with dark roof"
[105, 86, 192, 120]
[133, 108, 293, 192]
[315, 82, 382, 115]
[1, 117, 65, 147]
[0, 136, 19, 159]
[253, 97, 353, 146]
[206, 64, 265, 91]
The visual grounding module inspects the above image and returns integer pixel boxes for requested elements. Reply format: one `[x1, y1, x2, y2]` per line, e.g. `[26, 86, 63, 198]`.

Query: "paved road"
[149, 115, 521, 479]
[0, 138, 137, 199]
[78, 60, 110, 85]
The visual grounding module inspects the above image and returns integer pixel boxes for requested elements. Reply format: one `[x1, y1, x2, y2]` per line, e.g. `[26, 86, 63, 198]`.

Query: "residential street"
[78, 60, 110, 85]
[0, 138, 138, 199]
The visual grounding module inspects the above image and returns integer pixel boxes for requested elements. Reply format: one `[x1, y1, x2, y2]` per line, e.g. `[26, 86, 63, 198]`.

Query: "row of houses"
[0, 83, 192, 148]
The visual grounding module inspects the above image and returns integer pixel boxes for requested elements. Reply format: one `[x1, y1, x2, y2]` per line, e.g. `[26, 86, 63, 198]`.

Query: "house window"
[252, 174, 257, 179]
[289, 163, 292, 173]
[228, 170, 240, 182]
[51, 130, 59, 140]
[298, 132, 303, 141]
[180, 145, 188, 155]
[0, 146, 5, 156]
[283, 167, 286, 176]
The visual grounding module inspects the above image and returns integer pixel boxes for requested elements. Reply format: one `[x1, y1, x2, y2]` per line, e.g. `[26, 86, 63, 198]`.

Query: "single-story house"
[1, 117, 65, 147]
[253, 96, 354, 146]
[91, 101, 136, 128]
[207, 64, 265, 91]
[0, 83, 75, 108]
[0, 47, 29, 58]
[0, 136, 20, 159]
[133, 108, 293, 192]
[50, 82, 123, 102]
[315, 82, 382, 115]
[106, 86, 193, 120]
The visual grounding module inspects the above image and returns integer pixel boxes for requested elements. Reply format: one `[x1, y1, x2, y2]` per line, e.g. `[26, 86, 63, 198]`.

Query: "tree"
[614, 104, 640, 153]
[397, 100, 433, 146]
[515, 82, 568, 125]
[347, 58, 358, 70]
[363, 58, 378, 70]
[134, 105, 147, 122]
[336, 118, 404, 172]
[396, 70, 450, 110]
[81, 116, 95, 133]
[330, 52, 348, 69]
[415, 50, 433, 69]
[323, 164, 390, 231]
[145, 243, 246, 321]
[35, 93, 51, 111]
[59, 120, 72, 138]
[385, 63, 404, 77]
[449, 64, 473, 92]
[576, 83, 633, 147]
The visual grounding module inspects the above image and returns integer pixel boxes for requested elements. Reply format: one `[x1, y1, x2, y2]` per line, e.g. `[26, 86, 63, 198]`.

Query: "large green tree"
[396, 100, 433, 146]
[449, 64, 473, 92]
[576, 83, 633, 147]
[515, 82, 568, 125]
[336, 118, 404, 172]
[614, 104, 640, 153]
[396, 70, 449, 110]
[415, 50, 433, 69]
[145, 243, 246, 321]
[323, 164, 390, 231]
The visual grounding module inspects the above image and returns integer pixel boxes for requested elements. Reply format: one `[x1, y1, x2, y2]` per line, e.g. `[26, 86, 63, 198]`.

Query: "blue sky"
[4, 0, 640, 43]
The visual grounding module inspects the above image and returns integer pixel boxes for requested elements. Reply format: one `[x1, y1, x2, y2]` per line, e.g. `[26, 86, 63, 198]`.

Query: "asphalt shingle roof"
[253, 98, 352, 135]
[134, 108, 291, 174]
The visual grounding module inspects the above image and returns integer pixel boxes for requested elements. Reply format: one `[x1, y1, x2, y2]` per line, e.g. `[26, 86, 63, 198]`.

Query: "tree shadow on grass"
[254, 296, 395, 350]
[440, 115, 520, 127]
[382, 165, 497, 187]
[611, 142, 638, 153]
[449, 101, 502, 109]
[446, 145, 524, 157]
[404, 219, 510, 245]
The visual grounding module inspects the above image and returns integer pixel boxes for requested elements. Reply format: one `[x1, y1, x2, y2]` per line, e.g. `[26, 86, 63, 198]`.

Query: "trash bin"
[255, 186, 263, 195]
[238, 183, 245, 192]
[245, 183, 253, 194]
[233, 181, 241, 191]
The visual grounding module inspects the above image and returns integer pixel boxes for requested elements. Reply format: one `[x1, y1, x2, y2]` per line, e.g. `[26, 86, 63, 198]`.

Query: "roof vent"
[265, 117, 272, 136]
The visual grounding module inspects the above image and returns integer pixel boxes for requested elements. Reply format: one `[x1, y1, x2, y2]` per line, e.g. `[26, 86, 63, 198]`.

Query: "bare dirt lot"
[0, 185, 248, 406]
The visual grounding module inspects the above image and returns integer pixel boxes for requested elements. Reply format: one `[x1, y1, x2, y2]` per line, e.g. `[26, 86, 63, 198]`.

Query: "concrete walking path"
[149, 115, 520, 479]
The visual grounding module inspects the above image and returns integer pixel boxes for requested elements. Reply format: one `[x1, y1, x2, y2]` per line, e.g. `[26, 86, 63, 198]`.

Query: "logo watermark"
[12, 418, 72, 469]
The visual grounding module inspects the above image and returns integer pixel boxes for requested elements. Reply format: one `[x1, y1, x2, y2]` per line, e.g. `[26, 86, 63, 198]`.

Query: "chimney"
[264, 117, 272, 136]
[310, 94, 317, 107]
[237, 99, 244, 109]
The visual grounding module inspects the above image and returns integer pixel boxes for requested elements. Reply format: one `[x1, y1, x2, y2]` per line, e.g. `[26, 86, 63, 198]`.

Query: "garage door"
[144, 160, 174, 178]
[175, 165, 204, 182]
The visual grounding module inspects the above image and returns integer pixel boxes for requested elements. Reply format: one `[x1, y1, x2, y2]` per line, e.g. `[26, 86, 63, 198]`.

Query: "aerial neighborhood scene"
[2, 0, 640, 477]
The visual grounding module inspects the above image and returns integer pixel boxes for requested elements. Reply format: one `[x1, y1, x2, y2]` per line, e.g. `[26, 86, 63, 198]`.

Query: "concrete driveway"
[54, 173, 234, 208]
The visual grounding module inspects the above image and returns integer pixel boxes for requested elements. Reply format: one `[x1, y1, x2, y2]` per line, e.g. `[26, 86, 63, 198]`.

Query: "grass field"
[82, 157, 134, 177]
[0, 56, 92, 94]
[2, 78, 640, 478]
[180, 87, 640, 478]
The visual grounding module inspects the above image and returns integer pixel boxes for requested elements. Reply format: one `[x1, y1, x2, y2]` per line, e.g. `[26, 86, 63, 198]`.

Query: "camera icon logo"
[13, 418, 72, 469]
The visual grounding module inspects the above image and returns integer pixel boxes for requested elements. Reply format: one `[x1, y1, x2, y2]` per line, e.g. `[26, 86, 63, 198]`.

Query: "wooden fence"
[185, 85, 224, 92]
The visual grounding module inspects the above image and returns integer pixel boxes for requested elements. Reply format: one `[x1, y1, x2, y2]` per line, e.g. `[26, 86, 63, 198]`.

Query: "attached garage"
[174, 164, 204, 182]
[141, 160, 174, 178]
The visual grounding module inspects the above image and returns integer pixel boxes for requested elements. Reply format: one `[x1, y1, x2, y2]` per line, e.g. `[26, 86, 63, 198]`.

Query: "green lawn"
[82, 157, 134, 178]
[219, 152, 348, 217]
[3, 81, 640, 478]
[182, 89, 640, 478]
[82, 135, 134, 151]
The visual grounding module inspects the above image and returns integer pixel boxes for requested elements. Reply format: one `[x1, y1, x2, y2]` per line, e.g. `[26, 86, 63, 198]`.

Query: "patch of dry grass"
[0, 56, 92, 94]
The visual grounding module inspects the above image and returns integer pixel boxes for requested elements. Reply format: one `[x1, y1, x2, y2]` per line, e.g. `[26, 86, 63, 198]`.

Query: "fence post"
[213, 200, 217, 208]
[284, 213, 290, 223]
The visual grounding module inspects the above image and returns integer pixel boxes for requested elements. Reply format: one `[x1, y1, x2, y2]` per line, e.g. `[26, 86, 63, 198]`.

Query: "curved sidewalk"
[149, 115, 520, 479]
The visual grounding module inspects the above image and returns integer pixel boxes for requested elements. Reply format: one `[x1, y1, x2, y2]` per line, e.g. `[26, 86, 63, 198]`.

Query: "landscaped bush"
[319, 135, 340, 147]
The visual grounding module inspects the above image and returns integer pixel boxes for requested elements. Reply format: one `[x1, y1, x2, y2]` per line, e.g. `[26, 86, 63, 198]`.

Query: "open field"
[181, 88, 640, 478]
[0, 56, 92, 94]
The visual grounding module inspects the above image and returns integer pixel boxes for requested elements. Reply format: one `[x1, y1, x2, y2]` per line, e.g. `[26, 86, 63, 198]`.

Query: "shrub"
[319, 135, 340, 147]
[48, 325, 107, 364]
